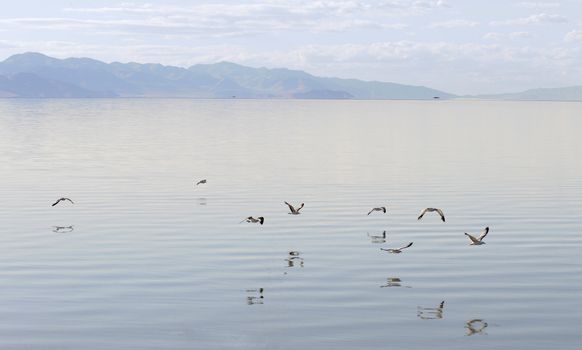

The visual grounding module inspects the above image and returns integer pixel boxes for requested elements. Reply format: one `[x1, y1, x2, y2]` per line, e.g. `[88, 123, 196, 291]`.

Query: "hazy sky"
[1, 0, 582, 94]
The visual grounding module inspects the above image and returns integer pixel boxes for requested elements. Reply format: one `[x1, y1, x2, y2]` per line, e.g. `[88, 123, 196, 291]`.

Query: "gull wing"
[296, 203, 304, 212]
[64, 198, 74, 204]
[367, 208, 374, 215]
[399, 242, 414, 250]
[436, 208, 445, 222]
[464, 233, 480, 244]
[417, 208, 428, 220]
[478, 227, 489, 241]
[284, 201, 296, 213]
[51, 199, 60, 206]
[380, 248, 396, 253]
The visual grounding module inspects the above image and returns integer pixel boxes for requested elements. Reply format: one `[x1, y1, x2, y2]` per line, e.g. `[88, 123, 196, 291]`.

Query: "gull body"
[241, 216, 265, 225]
[285, 201, 304, 215]
[380, 242, 413, 254]
[417, 207, 445, 222]
[51, 197, 74, 207]
[465, 227, 489, 245]
[195, 179, 207, 186]
[52, 225, 74, 233]
[367, 206, 387, 215]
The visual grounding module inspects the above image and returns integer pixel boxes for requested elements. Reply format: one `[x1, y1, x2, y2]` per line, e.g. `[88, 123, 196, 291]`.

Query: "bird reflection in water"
[465, 319, 488, 336]
[417, 301, 445, 320]
[380, 277, 411, 288]
[367, 230, 387, 244]
[52, 225, 74, 233]
[245, 288, 264, 305]
[285, 251, 304, 268]
[198, 198, 207, 206]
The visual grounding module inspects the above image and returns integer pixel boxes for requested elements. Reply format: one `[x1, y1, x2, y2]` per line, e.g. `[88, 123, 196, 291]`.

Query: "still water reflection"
[417, 301, 445, 320]
[465, 319, 488, 336]
[1, 99, 582, 349]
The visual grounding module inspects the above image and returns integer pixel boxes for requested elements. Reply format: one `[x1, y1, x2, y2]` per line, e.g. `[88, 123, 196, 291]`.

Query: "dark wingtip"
[259, 217, 264, 225]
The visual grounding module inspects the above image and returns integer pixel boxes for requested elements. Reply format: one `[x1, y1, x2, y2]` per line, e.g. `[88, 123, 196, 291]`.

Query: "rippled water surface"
[1, 99, 581, 349]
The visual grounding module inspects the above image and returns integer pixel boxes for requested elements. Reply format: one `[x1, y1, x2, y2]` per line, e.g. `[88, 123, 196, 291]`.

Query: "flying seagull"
[380, 242, 413, 254]
[417, 208, 445, 222]
[285, 201, 304, 215]
[465, 227, 489, 245]
[51, 198, 74, 207]
[240, 216, 265, 225]
[367, 206, 387, 215]
[52, 225, 74, 233]
[195, 179, 207, 186]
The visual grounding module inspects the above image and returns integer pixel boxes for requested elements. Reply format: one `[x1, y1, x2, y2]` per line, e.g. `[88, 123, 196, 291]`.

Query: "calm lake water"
[0, 99, 581, 349]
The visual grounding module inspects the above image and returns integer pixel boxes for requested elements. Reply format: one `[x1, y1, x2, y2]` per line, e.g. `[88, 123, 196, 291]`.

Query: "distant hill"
[0, 52, 454, 99]
[474, 86, 582, 101]
[0, 72, 115, 98]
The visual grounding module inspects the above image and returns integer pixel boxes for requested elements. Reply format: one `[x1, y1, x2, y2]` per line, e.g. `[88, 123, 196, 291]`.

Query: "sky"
[1, 0, 582, 94]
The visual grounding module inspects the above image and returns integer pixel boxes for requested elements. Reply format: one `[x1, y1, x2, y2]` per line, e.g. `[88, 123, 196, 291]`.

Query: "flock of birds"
[49, 178, 491, 332]
[200, 177, 492, 249]
[51, 179, 491, 250]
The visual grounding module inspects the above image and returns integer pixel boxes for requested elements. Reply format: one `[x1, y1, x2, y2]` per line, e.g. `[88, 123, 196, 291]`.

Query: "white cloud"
[490, 13, 567, 26]
[63, 1, 450, 19]
[564, 29, 582, 42]
[429, 19, 478, 28]
[516, 1, 560, 9]
[483, 31, 531, 40]
[2, 2, 427, 37]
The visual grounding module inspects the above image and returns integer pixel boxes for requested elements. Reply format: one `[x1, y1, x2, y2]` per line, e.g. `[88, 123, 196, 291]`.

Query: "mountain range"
[0, 52, 451, 99]
[1, 52, 581, 100]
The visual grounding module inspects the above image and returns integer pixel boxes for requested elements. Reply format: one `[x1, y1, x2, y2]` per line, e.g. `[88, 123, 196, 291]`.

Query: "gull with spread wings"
[240, 216, 265, 225]
[417, 207, 445, 222]
[367, 206, 387, 215]
[51, 198, 74, 207]
[465, 227, 489, 245]
[284, 201, 304, 215]
[380, 242, 413, 254]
